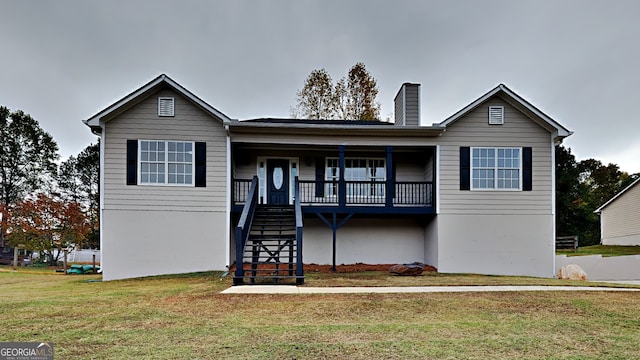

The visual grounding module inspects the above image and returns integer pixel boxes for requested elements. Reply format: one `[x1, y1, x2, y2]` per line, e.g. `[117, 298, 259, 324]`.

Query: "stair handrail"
[234, 175, 259, 284]
[295, 176, 304, 284]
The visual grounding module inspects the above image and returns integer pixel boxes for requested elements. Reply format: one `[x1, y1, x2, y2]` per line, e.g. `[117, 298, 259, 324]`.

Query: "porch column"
[338, 145, 346, 207]
[386, 146, 393, 207]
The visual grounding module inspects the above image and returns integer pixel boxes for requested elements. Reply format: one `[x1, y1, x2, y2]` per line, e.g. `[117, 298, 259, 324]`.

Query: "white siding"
[102, 210, 226, 280]
[601, 182, 640, 245]
[302, 218, 426, 265]
[437, 214, 554, 277]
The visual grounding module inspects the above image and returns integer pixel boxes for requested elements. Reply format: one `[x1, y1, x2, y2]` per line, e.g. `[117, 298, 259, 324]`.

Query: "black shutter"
[315, 158, 325, 197]
[126, 140, 137, 185]
[195, 142, 206, 187]
[460, 147, 470, 190]
[523, 147, 532, 191]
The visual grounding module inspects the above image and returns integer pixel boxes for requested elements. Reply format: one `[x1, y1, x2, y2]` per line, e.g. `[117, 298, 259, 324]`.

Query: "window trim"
[325, 157, 387, 197]
[470, 147, 522, 191]
[138, 139, 195, 186]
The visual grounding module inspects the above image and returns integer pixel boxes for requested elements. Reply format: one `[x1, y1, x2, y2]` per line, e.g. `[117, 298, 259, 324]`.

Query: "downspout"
[550, 132, 557, 277]
[99, 124, 105, 274]
[225, 124, 231, 270]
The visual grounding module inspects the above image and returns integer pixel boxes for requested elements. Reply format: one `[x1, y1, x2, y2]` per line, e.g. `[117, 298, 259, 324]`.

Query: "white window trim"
[138, 139, 195, 186]
[158, 97, 175, 117]
[325, 157, 387, 198]
[256, 157, 299, 205]
[470, 147, 522, 191]
[488, 106, 504, 125]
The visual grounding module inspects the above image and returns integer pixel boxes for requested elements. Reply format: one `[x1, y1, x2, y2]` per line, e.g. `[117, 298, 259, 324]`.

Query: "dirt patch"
[230, 263, 437, 274]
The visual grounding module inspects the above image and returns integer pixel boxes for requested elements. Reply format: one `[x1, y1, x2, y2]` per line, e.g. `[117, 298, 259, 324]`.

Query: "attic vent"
[158, 97, 174, 117]
[488, 106, 504, 125]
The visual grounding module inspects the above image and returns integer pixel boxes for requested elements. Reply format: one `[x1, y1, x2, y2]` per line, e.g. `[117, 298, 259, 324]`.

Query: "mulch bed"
[230, 263, 437, 274]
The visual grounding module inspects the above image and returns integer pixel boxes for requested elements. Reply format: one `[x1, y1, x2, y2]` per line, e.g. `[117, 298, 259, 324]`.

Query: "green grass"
[557, 244, 640, 257]
[2, 269, 640, 359]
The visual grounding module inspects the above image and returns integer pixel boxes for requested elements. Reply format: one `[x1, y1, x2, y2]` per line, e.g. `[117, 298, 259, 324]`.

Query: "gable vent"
[488, 106, 504, 125]
[158, 97, 175, 117]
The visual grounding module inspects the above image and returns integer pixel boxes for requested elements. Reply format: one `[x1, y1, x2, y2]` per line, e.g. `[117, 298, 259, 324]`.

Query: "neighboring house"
[83, 74, 572, 282]
[595, 177, 640, 245]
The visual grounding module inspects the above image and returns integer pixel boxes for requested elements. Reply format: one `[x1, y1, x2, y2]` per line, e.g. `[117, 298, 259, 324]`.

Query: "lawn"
[557, 244, 640, 257]
[1, 269, 640, 359]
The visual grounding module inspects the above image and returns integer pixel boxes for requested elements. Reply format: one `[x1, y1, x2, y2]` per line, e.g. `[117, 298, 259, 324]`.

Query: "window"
[325, 158, 386, 196]
[471, 147, 520, 190]
[139, 140, 194, 185]
[488, 106, 504, 125]
[158, 97, 174, 117]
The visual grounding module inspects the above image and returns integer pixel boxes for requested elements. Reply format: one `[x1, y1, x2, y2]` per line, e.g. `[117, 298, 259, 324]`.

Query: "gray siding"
[438, 97, 553, 215]
[601, 182, 640, 245]
[394, 83, 420, 126]
[103, 88, 228, 212]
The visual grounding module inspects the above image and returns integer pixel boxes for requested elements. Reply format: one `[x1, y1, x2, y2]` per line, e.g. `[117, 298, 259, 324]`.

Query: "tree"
[0, 106, 59, 247]
[344, 62, 381, 120]
[555, 145, 583, 240]
[58, 142, 100, 248]
[6, 193, 90, 265]
[292, 69, 335, 119]
[555, 144, 636, 246]
[291, 63, 381, 120]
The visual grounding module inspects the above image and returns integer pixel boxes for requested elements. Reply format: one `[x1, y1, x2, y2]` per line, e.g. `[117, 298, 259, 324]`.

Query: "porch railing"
[234, 178, 433, 207]
[233, 176, 258, 285]
[233, 179, 253, 205]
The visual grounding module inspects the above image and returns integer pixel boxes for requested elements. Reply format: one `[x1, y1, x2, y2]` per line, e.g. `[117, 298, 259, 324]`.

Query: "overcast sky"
[1, 0, 639, 173]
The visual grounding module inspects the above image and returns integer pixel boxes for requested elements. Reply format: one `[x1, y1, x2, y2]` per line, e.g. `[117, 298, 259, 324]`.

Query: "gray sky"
[1, 0, 639, 173]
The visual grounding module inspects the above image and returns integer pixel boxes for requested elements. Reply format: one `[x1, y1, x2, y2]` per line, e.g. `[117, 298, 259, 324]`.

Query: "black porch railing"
[233, 178, 253, 205]
[233, 179, 433, 207]
[233, 176, 258, 285]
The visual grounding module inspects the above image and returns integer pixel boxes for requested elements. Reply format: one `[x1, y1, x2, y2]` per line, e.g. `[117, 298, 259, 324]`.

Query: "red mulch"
[230, 263, 437, 274]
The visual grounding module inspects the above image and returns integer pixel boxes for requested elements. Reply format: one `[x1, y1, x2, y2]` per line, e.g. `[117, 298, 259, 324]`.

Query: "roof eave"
[437, 84, 572, 138]
[594, 177, 640, 213]
[83, 74, 234, 128]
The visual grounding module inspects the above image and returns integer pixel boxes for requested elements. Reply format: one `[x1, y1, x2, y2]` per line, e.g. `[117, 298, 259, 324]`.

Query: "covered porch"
[232, 144, 436, 215]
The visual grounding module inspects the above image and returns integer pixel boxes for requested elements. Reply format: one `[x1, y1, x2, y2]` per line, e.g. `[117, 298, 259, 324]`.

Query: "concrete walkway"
[221, 284, 640, 294]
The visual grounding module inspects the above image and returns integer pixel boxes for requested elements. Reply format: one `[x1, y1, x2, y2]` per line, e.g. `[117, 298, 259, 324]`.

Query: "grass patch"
[2, 270, 640, 359]
[557, 245, 640, 257]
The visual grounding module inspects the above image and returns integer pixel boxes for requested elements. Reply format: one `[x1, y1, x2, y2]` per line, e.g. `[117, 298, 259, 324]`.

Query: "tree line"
[1, 106, 98, 265]
[556, 145, 638, 245]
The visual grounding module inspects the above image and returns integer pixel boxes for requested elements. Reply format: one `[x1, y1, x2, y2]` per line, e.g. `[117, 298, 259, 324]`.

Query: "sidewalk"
[221, 284, 640, 294]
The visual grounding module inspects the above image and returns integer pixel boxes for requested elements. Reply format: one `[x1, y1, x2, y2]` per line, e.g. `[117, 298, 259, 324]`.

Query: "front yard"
[2, 268, 640, 359]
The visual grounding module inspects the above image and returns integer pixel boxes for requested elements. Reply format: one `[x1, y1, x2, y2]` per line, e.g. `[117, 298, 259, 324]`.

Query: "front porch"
[232, 144, 436, 285]
[232, 144, 436, 215]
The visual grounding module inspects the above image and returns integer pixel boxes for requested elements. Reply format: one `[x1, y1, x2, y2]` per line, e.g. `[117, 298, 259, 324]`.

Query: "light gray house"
[83, 74, 572, 282]
[595, 177, 640, 246]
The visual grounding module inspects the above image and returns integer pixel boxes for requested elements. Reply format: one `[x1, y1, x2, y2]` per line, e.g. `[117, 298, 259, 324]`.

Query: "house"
[83, 74, 572, 282]
[595, 177, 640, 245]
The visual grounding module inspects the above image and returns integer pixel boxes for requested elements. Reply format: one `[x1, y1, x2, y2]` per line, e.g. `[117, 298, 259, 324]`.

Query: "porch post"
[386, 146, 393, 207]
[338, 145, 346, 208]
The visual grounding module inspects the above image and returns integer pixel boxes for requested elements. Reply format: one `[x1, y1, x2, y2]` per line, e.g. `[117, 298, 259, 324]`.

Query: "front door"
[267, 159, 289, 205]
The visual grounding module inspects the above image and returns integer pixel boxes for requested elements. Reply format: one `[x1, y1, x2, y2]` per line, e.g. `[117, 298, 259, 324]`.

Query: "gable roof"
[436, 84, 572, 140]
[594, 177, 640, 213]
[83, 74, 233, 131]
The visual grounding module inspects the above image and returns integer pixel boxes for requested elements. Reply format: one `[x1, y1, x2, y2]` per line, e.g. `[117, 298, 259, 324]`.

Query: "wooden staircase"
[236, 205, 302, 284]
